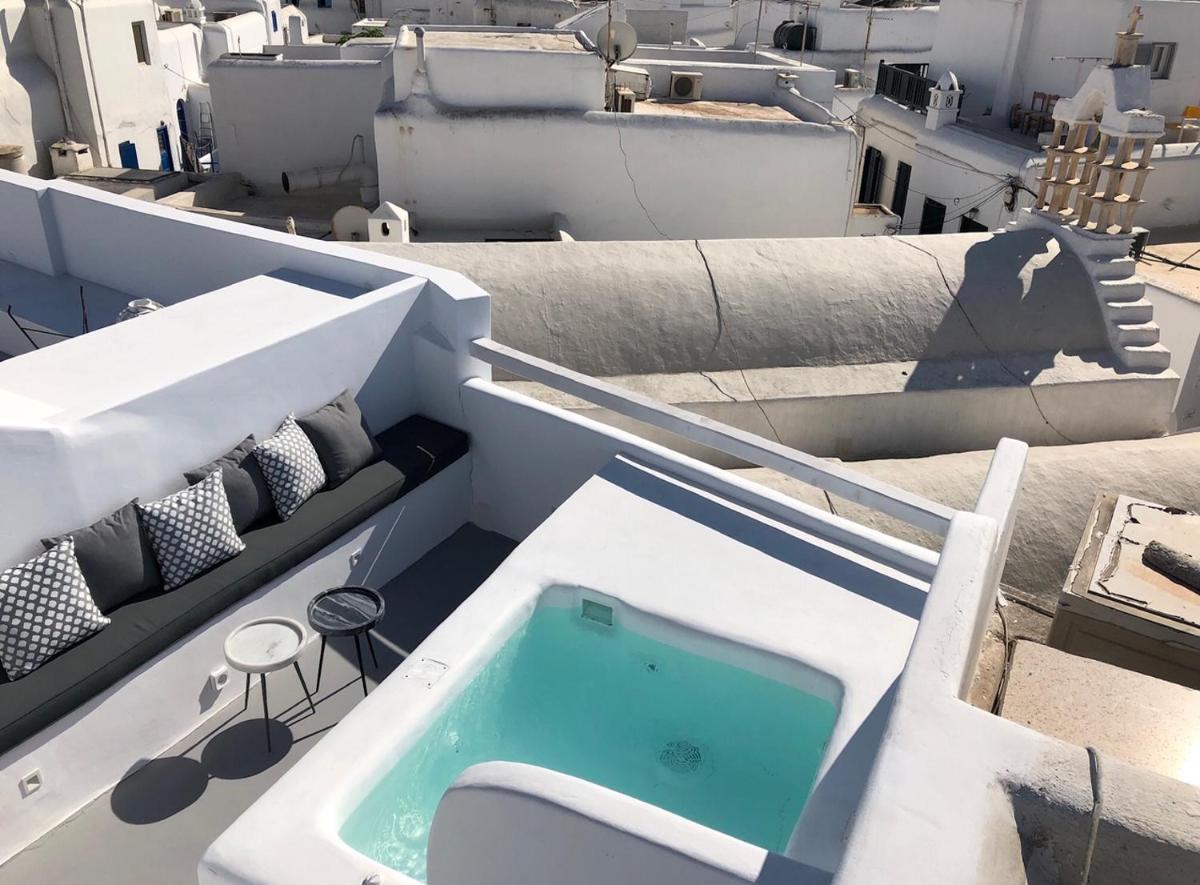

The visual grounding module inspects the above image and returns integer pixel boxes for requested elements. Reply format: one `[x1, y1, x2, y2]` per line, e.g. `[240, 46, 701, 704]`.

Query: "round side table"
[307, 586, 386, 698]
[224, 616, 316, 752]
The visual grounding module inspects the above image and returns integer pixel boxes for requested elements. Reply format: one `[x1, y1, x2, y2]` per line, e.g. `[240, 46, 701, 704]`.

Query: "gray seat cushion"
[0, 415, 469, 756]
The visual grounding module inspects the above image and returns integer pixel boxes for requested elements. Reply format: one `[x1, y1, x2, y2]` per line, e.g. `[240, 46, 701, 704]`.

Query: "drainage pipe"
[280, 162, 378, 204]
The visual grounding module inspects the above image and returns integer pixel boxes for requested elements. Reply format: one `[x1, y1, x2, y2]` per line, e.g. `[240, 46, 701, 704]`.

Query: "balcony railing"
[875, 61, 936, 113]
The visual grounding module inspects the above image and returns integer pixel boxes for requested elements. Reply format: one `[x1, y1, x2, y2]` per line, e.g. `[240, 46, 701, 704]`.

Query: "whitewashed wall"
[202, 11, 272, 66]
[373, 0, 577, 28]
[0, 173, 493, 566]
[0, 0, 67, 176]
[423, 39, 604, 110]
[375, 94, 856, 239]
[287, 0, 358, 36]
[45, 0, 180, 170]
[156, 21, 204, 145]
[1141, 144, 1200, 231]
[629, 47, 835, 107]
[931, 0, 1200, 125]
[729, 0, 936, 52]
[1145, 281, 1200, 431]
[208, 54, 389, 190]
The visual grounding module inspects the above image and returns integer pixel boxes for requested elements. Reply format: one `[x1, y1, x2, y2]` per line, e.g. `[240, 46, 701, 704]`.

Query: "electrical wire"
[989, 593, 1011, 714]
[852, 110, 1016, 183]
[894, 182, 1012, 232]
[877, 168, 1013, 205]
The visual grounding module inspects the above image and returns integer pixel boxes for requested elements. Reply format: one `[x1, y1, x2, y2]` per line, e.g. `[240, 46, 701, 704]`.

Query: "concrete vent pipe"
[280, 162, 379, 204]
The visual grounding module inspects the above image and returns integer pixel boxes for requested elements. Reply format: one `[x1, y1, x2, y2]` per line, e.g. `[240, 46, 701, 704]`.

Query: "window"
[131, 21, 150, 65]
[858, 146, 884, 204]
[960, 215, 988, 233]
[1135, 41, 1176, 80]
[891, 161, 912, 219]
[271, 9, 278, 30]
[318, 0, 332, 7]
[918, 198, 946, 235]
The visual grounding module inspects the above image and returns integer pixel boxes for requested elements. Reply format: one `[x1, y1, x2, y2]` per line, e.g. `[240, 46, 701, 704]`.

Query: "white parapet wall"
[374, 94, 856, 239]
[208, 52, 392, 192]
[0, 170, 498, 862]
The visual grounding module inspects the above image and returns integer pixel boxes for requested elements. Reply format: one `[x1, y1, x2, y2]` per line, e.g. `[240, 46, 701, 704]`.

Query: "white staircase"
[1011, 210, 1170, 372]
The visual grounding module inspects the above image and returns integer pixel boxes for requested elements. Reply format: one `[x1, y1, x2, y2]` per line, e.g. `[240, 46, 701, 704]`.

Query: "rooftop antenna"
[862, 3, 892, 72]
[753, 0, 765, 61]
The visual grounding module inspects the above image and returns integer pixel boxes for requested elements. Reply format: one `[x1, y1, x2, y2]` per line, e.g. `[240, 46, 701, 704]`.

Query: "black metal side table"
[307, 586, 386, 698]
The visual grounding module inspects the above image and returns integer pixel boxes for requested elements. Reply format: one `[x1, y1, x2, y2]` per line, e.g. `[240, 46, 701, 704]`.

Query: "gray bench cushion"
[0, 415, 468, 756]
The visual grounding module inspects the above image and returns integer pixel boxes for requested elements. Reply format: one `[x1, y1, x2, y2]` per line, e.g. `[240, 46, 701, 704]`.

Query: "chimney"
[926, 71, 963, 130]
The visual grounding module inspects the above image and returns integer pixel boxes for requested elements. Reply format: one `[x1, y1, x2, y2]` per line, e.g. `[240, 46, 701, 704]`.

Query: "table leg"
[315, 635, 327, 693]
[260, 673, 271, 753]
[365, 630, 379, 670]
[242, 672, 251, 713]
[294, 661, 317, 715]
[354, 634, 368, 698]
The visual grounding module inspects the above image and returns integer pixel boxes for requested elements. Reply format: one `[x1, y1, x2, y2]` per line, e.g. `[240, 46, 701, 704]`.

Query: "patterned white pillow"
[0, 538, 110, 678]
[138, 469, 246, 589]
[253, 415, 327, 520]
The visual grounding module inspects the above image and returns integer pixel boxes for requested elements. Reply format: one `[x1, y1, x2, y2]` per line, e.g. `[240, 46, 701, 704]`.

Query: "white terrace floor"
[0, 524, 516, 885]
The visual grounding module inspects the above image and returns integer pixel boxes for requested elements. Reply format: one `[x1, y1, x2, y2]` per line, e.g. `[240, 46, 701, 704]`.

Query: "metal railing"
[875, 61, 936, 112]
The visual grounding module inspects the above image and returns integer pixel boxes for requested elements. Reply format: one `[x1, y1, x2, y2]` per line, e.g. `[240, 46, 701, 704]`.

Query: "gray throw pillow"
[42, 501, 162, 613]
[137, 470, 246, 590]
[253, 416, 327, 520]
[184, 436, 275, 532]
[296, 390, 382, 488]
[0, 538, 110, 679]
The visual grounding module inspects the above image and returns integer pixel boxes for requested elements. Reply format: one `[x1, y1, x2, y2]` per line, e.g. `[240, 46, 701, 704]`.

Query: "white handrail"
[470, 337, 957, 536]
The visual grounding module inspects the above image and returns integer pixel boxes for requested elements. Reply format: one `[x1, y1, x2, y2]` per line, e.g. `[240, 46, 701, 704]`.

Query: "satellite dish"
[331, 205, 370, 242]
[596, 20, 637, 63]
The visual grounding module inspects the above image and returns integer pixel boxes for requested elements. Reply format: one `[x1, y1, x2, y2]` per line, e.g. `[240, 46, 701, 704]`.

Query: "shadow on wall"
[598, 457, 927, 619]
[904, 228, 1115, 394]
[0, 12, 69, 176]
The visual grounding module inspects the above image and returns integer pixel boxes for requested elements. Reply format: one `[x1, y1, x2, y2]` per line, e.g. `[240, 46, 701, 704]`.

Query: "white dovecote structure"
[1034, 6, 1165, 235]
[1019, 6, 1170, 372]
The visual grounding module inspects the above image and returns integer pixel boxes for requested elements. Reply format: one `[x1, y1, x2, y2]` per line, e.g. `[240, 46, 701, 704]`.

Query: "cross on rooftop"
[1125, 5, 1143, 34]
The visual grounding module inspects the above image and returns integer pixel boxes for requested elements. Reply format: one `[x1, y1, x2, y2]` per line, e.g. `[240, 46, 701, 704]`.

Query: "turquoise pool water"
[340, 604, 839, 882]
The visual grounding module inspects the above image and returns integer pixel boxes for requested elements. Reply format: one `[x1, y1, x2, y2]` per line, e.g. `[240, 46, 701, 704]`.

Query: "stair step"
[1120, 342, 1171, 371]
[1114, 321, 1160, 346]
[1104, 298, 1155, 322]
[1098, 278, 1145, 302]
[1091, 256, 1138, 281]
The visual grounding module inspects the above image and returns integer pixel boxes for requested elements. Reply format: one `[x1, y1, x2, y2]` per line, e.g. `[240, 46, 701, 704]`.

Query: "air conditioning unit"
[161, 7, 185, 22]
[669, 71, 703, 101]
[842, 68, 863, 89]
[613, 86, 636, 113]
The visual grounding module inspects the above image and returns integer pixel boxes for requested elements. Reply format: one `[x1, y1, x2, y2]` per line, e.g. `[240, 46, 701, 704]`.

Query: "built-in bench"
[0, 415, 469, 757]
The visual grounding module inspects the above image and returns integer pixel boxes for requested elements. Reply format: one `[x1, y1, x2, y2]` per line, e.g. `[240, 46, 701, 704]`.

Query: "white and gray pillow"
[138, 469, 246, 589]
[254, 416, 327, 520]
[0, 538, 110, 679]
